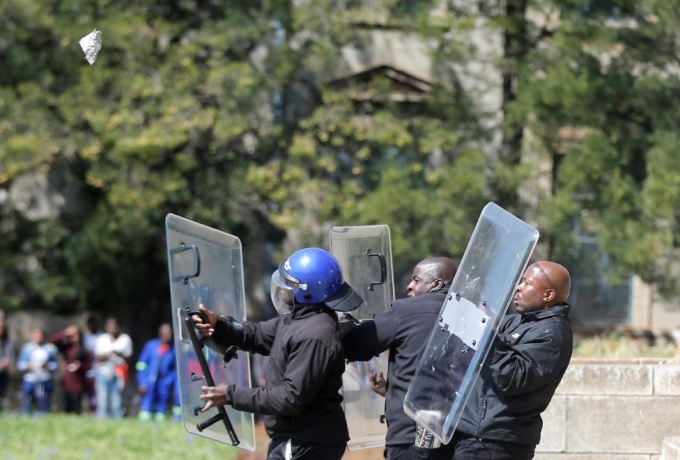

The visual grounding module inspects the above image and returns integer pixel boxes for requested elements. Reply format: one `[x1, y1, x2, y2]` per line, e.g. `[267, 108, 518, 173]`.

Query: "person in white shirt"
[94, 318, 133, 419]
[83, 315, 102, 357]
[17, 328, 58, 414]
[82, 314, 102, 413]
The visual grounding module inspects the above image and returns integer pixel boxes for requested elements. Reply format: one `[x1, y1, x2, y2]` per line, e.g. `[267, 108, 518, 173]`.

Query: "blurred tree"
[435, 0, 680, 297]
[0, 0, 489, 320]
[515, 0, 680, 296]
[8, 0, 678, 325]
[0, 0, 285, 319]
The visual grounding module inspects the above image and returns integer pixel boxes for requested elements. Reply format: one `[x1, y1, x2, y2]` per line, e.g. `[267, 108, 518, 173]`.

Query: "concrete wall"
[535, 358, 680, 460]
[663, 438, 680, 460]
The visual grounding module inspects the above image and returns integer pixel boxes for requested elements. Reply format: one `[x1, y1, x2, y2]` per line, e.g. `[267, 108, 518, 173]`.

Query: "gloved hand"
[191, 304, 243, 353]
[338, 312, 361, 338]
[211, 313, 244, 350]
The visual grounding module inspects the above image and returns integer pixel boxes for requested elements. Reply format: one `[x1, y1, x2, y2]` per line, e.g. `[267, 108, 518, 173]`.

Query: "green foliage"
[0, 0, 273, 313]
[411, 0, 680, 299]
[573, 330, 677, 359]
[335, 149, 488, 273]
[4, 0, 680, 318]
[521, 0, 680, 295]
[0, 0, 489, 315]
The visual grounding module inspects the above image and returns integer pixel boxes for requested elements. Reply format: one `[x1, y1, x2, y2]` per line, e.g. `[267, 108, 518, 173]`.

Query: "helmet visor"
[270, 270, 297, 315]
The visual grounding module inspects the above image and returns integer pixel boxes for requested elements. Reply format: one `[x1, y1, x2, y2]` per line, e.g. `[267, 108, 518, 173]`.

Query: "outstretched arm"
[343, 309, 397, 362]
[201, 338, 342, 416]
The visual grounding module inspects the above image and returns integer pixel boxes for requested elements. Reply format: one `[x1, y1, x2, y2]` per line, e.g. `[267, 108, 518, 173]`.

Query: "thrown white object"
[79, 29, 102, 65]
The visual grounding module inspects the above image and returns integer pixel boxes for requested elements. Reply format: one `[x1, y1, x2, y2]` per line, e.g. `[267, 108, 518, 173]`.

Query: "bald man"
[450, 261, 573, 460]
[343, 257, 458, 460]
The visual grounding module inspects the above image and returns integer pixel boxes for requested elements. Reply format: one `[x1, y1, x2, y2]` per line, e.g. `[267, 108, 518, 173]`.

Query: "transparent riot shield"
[330, 225, 395, 450]
[403, 203, 539, 445]
[165, 214, 256, 451]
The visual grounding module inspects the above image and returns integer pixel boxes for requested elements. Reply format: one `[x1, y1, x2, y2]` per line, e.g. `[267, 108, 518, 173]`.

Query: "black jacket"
[213, 304, 349, 444]
[343, 287, 449, 446]
[456, 304, 573, 446]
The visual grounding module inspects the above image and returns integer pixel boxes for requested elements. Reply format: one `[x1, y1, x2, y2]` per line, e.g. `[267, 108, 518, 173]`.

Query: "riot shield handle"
[366, 249, 386, 291]
[183, 312, 240, 446]
[169, 242, 201, 284]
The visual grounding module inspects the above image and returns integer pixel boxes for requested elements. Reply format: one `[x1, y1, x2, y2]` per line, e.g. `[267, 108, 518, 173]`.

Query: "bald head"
[535, 261, 571, 305]
[514, 261, 571, 313]
[419, 257, 457, 284]
[406, 257, 457, 297]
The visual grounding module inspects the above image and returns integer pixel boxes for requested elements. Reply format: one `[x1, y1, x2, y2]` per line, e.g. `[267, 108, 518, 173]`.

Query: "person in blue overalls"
[136, 323, 178, 422]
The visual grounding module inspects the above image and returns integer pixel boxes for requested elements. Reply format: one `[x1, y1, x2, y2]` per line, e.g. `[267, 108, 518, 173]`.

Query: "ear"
[543, 288, 556, 304]
[431, 278, 444, 291]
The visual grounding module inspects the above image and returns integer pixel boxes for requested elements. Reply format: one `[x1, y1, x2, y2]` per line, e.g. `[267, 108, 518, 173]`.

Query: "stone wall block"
[662, 437, 680, 460]
[566, 396, 680, 453]
[653, 366, 680, 396]
[536, 396, 567, 453]
[556, 364, 653, 396]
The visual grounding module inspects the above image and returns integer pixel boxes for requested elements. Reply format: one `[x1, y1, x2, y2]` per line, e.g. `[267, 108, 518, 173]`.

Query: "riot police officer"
[193, 248, 363, 460]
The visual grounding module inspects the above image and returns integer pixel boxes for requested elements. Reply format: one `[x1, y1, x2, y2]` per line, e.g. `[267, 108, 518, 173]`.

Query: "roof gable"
[329, 64, 433, 102]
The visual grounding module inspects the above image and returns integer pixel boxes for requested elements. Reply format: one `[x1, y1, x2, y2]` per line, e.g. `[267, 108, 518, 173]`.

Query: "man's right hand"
[369, 371, 386, 397]
[199, 383, 230, 411]
[192, 304, 218, 337]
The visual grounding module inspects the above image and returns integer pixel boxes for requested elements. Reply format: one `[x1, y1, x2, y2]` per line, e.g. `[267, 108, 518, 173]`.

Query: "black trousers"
[450, 433, 535, 460]
[64, 392, 83, 414]
[0, 371, 7, 411]
[386, 442, 456, 460]
[267, 438, 346, 460]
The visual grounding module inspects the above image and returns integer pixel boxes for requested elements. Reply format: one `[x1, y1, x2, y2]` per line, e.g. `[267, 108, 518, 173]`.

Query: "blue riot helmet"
[270, 248, 364, 314]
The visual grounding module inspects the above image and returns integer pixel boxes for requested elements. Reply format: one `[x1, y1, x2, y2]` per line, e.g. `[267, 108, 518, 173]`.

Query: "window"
[566, 217, 632, 325]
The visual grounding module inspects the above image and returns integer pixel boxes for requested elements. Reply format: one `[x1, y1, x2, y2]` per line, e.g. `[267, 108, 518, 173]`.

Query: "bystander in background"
[83, 314, 102, 413]
[94, 318, 132, 419]
[0, 318, 14, 412]
[17, 328, 58, 414]
[136, 323, 179, 422]
[51, 325, 93, 414]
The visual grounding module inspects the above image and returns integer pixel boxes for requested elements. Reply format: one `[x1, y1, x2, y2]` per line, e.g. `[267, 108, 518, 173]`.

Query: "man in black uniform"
[451, 260, 573, 460]
[343, 257, 457, 460]
[193, 247, 363, 460]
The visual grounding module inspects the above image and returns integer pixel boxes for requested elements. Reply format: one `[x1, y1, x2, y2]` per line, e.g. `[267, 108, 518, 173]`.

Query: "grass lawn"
[0, 413, 242, 460]
[0, 413, 384, 460]
[9, 332, 668, 460]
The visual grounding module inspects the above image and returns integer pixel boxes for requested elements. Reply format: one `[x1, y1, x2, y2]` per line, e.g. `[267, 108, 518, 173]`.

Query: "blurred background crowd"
[0, 314, 186, 420]
[0, 312, 270, 421]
